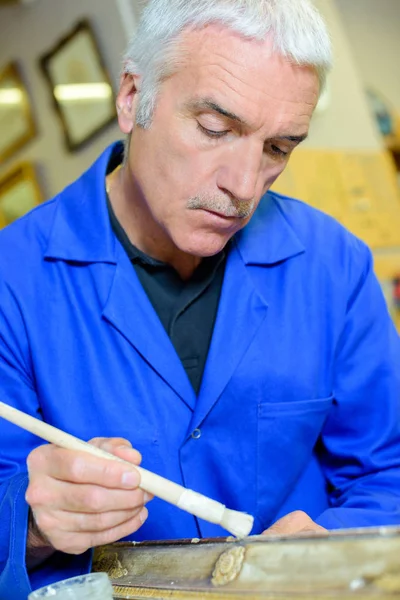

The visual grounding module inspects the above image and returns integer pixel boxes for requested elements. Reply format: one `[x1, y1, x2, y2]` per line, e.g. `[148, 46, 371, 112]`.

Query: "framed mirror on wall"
[0, 62, 37, 164]
[0, 163, 43, 228]
[40, 19, 117, 152]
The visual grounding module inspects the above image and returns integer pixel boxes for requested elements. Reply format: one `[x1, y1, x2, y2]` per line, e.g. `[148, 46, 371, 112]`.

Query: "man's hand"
[262, 511, 327, 536]
[25, 438, 151, 563]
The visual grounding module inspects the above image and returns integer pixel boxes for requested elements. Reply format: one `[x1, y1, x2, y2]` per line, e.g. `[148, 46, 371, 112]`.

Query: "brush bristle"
[221, 509, 254, 538]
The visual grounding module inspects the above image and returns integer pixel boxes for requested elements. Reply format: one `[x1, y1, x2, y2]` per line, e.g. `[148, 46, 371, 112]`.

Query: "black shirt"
[106, 181, 227, 396]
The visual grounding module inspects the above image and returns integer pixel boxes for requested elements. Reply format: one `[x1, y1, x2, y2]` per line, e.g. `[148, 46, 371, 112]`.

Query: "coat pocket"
[256, 396, 334, 528]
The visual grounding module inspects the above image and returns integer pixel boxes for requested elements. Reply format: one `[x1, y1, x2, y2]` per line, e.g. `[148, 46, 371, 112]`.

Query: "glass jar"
[28, 573, 114, 599]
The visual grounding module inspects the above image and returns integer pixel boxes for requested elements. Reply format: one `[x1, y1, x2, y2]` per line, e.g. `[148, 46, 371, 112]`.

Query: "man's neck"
[106, 166, 202, 281]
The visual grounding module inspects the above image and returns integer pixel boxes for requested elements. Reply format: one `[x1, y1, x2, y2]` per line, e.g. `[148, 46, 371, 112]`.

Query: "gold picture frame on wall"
[0, 163, 43, 228]
[39, 19, 117, 152]
[0, 62, 37, 164]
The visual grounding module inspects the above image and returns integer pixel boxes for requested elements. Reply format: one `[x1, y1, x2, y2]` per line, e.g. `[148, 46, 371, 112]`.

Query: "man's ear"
[116, 72, 141, 134]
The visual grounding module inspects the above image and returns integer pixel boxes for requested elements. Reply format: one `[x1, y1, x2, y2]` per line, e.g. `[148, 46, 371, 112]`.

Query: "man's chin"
[176, 232, 233, 258]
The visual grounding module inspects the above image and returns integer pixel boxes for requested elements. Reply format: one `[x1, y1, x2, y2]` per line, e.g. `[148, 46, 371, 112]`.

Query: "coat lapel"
[188, 242, 269, 434]
[103, 244, 196, 411]
[44, 142, 196, 411]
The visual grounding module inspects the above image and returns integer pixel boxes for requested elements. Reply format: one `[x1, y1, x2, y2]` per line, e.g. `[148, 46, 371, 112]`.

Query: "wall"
[303, 0, 382, 151]
[0, 0, 137, 198]
[336, 0, 400, 114]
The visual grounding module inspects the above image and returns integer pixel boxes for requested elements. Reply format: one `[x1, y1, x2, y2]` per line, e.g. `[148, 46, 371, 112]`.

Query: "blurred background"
[0, 0, 400, 325]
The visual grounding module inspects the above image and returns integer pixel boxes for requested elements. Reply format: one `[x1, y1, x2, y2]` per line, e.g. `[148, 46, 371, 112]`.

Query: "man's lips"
[200, 208, 241, 220]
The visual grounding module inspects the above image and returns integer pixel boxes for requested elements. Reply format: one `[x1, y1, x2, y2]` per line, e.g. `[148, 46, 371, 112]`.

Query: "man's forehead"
[180, 25, 319, 105]
[181, 24, 275, 77]
[182, 23, 274, 57]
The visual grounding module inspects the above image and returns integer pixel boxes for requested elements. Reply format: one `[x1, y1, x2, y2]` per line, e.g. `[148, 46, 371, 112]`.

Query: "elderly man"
[0, 0, 399, 597]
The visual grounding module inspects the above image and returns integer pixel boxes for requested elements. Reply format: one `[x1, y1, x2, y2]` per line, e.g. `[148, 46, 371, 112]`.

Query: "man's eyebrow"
[187, 98, 309, 144]
[277, 134, 308, 144]
[186, 98, 247, 126]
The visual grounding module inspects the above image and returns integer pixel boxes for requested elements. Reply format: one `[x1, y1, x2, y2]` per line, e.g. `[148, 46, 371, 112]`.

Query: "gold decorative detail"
[372, 572, 400, 593]
[211, 546, 245, 587]
[112, 586, 221, 598]
[92, 549, 128, 580]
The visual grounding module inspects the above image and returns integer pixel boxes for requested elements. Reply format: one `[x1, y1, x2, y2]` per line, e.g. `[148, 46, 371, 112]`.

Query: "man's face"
[118, 25, 319, 258]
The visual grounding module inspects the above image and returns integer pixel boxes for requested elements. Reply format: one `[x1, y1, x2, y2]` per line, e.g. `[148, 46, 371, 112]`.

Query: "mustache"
[187, 194, 255, 219]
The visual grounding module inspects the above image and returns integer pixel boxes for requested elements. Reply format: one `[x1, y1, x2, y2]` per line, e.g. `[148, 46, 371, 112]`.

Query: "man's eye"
[197, 123, 229, 139]
[269, 144, 288, 157]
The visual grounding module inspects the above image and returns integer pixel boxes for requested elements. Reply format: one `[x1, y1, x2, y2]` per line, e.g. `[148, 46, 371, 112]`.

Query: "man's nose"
[217, 141, 263, 203]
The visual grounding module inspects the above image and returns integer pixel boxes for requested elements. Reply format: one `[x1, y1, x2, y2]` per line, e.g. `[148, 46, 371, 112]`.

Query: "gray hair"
[124, 0, 333, 128]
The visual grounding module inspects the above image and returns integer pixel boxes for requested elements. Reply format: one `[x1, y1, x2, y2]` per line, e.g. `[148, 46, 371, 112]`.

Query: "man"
[1, 0, 400, 597]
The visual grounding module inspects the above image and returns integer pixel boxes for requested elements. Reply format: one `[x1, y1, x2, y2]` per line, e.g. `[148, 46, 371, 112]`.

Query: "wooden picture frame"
[0, 62, 37, 164]
[39, 19, 117, 152]
[0, 163, 43, 228]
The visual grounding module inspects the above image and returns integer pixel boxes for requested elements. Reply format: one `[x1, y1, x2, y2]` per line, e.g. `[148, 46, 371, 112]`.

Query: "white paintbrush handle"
[0, 401, 253, 537]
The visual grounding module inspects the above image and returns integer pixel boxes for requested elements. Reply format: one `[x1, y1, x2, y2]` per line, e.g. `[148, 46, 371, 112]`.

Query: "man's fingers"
[87, 507, 148, 550]
[298, 524, 327, 534]
[89, 438, 142, 465]
[27, 445, 141, 490]
[111, 447, 154, 501]
[25, 439, 150, 558]
[263, 511, 327, 536]
[35, 506, 144, 535]
[112, 445, 144, 467]
[27, 478, 150, 514]
[89, 437, 132, 450]
[46, 507, 149, 555]
[71, 507, 145, 533]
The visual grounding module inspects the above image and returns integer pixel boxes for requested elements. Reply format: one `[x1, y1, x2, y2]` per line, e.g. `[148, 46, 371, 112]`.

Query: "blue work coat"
[0, 143, 400, 598]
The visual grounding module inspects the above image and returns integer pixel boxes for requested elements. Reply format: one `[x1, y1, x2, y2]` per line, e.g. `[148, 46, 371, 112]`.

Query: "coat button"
[191, 429, 202, 440]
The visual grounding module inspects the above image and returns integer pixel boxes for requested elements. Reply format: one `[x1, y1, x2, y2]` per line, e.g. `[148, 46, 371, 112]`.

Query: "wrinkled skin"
[26, 439, 150, 565]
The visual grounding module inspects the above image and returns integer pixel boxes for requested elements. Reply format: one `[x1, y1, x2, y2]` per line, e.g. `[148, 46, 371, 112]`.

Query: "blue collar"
[45, 143, 120, 264]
